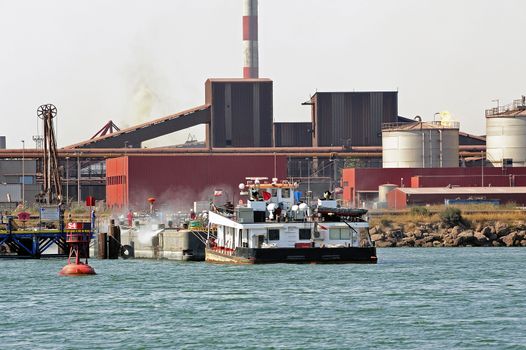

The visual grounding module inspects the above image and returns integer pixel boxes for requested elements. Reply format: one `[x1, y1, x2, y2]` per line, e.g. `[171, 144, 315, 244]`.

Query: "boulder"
[481, 226, 493, 237]
[401, 237, 416, 247]
[474, 232, 489, 246]
[451, 226, 462, 237]
[500, 232, 517, 247]
[521, 240, 526, 247]
[496, 222, 510, 237]
[375, 240, 395, 248]
[432, 241, 443, 247]
[414, 239, 425, 247]
[516, 230, 526, 241]
[443, 237, 456, 247]
[369, 226, 378, 235]
[492, 240, 502, 247]
[370, 233, 384, 242]
[454, 230, 475, 246]
[389, 230, 404, 240]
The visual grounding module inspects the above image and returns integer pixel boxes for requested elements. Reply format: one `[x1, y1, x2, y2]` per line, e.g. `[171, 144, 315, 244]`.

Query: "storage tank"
[486, 98, 526, 167]
[0, 136, 5, 149]
[382, 121, 459, 168]
[378, 184, 398, 205]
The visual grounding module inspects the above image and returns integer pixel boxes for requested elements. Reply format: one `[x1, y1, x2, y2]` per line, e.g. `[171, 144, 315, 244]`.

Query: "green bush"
[380, 218, 392, 227]
[440, 207, 463, 227]
[410, 206, 429, 217]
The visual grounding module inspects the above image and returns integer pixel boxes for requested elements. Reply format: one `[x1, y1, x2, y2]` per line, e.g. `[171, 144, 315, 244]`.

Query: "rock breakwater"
[370, 222, 526, 247]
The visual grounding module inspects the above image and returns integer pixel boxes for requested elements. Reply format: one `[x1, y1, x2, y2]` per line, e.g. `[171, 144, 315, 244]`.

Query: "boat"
[205, 177, 377, 264]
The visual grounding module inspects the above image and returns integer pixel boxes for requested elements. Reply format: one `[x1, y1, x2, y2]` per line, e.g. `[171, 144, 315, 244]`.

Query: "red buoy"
[59, 222, 96, 276]
[59, 263, 96, 276]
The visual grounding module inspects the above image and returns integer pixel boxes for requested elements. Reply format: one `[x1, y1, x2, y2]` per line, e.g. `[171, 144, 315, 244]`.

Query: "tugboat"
[205, 177, 377, 264]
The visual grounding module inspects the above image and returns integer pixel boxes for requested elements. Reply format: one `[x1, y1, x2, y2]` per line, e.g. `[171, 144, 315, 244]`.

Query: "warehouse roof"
[396, 187, 526, 195]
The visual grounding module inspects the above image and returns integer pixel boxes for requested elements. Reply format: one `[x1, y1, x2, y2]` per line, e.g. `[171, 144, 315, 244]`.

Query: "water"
[1, 248, 525, 350]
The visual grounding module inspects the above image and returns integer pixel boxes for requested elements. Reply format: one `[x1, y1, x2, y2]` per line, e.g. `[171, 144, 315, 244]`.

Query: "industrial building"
[206, 78, 273, 147]
[0, 159, 39, 209]
[309, 91, 398, 147]
[386, 187, 526, 209]
[341, 166, 526, 207]
[274, 122, 312, 147]
[106, 155, 287, 210]
[0, 0, 508, 211]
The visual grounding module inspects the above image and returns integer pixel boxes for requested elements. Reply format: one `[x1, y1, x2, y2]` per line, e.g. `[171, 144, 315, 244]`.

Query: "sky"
[0, 0, 525, 148]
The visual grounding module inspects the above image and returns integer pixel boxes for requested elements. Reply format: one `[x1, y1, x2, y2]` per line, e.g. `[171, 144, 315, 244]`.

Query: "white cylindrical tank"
[378, 184, 398, 203]
[486, 115, 526, 167]
[382, 122, 459, 168]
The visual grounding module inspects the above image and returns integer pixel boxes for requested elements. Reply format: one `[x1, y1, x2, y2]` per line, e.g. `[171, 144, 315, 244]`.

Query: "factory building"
[310, 91, 398, 147]
[387, 187, 526, 209]
[106, 155, 287, 211]
[0, 159, 39, 209]
[341, 167, 526, 207]
[205, 78, 273, 147]
[273, 122, 312, 147]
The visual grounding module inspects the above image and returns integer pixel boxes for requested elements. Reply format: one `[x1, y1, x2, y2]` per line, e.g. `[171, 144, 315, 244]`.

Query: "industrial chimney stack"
[243, 0, 258, 78]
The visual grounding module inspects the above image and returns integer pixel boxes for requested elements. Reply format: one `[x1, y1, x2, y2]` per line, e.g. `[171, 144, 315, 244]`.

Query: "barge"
[206, 178, 377, 264]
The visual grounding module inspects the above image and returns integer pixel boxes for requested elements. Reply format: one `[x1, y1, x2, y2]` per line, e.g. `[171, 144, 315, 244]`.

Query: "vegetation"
[439, 207, 463, 227]
[410, 206, 430, 217]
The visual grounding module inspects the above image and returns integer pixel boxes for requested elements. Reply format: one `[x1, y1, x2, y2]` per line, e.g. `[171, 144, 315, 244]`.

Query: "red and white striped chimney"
[243, 0, 258, 78]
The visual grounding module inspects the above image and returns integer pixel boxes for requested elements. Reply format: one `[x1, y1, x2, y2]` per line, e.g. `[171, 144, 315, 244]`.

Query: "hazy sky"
[1, 0, 525, 148]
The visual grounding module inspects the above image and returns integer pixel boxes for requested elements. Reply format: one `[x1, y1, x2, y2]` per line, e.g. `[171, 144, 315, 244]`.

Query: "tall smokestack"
[243, 0, 258, 78]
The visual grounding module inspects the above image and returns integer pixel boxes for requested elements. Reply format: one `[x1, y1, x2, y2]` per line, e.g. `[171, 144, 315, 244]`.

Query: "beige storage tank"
[378, 184, 398, 203]
[382, 121, 459, 168]
[486, 98, 526, 167]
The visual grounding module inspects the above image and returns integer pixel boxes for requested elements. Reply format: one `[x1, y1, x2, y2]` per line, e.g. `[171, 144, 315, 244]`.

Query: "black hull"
[206, 247, 377, 264]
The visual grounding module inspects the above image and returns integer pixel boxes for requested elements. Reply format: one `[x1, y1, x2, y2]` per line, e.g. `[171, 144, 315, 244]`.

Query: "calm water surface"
[1, 248, 525, 349]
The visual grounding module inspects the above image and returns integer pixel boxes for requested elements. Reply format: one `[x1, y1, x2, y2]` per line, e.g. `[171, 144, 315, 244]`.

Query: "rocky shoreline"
[370, 222, 526, 248]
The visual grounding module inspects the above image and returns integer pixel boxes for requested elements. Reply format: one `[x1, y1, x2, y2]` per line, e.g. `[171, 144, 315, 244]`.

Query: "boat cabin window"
[281, 188, 290, 199]
[270, 189, 278, 197]
[267, 229, 280, 241]
[329, 228, 351, 240]
[299, 228, 311, 240]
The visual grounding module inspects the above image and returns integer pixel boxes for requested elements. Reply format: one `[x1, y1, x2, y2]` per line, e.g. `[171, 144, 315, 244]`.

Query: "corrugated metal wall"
[106, 157, 128, 209]
[273, 122, 312, 147]
[206, 79, 273, 147]
[313, 91, 398, 147]
[106, 155, 287, 210]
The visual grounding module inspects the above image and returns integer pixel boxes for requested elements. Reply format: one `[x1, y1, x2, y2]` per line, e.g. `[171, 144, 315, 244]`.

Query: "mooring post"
[97, 232, 107, 259]
[108, 219, 121, 259]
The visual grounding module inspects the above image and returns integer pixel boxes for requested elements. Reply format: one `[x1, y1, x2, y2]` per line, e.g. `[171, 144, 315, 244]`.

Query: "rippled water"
[1, 248, 525, 349]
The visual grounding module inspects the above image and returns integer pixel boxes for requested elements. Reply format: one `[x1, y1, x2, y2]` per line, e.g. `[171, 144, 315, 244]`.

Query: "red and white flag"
[213, 190, 223, 197]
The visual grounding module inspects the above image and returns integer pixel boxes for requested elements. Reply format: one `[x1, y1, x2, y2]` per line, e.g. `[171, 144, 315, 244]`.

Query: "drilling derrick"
[37, 104, 62, 204]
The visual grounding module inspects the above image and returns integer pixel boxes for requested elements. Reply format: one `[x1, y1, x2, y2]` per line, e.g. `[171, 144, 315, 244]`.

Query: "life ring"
[120, 244, 134, 259]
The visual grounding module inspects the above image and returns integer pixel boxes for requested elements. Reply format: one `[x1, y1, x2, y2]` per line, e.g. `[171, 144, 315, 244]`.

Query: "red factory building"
[342, 167, 526, 207]
[387, 187, 526, 209]
[106, 155, 287, 211]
